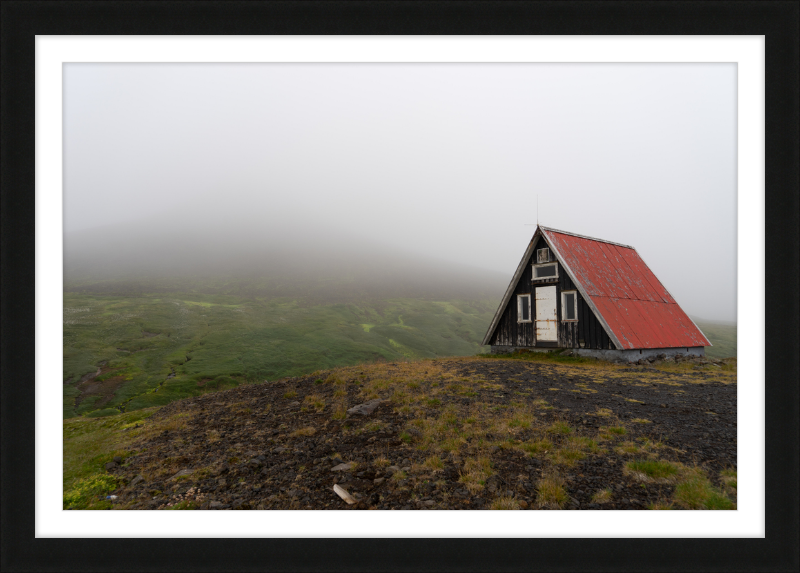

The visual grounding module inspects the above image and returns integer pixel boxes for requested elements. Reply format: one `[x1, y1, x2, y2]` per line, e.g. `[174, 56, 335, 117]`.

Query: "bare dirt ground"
[107, 354, 736, 510]
[73, 362, 131, 408]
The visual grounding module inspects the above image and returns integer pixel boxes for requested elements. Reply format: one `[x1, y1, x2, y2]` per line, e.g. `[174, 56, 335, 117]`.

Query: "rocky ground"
[105, 354, 737, 510]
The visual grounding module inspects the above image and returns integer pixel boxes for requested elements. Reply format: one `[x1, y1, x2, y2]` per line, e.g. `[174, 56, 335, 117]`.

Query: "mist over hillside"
[61, 215, 737, 419]
[64, 215, 509, 303]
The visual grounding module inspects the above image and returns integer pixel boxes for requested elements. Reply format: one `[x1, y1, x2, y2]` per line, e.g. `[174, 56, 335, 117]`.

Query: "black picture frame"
[2, 1, 798, 571]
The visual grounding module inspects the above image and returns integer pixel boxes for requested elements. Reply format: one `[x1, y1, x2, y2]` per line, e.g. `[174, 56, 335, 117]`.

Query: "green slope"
[691, 318, 737, 360]
[63, 295, 736, 419]
[63, 293, 496, 418]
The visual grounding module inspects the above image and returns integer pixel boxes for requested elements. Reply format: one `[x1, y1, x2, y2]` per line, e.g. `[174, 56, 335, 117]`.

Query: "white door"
[535, 286, 558, 342]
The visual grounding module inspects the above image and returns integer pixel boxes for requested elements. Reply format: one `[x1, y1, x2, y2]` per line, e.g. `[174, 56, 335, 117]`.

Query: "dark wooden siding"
[491, 236, 615, 349]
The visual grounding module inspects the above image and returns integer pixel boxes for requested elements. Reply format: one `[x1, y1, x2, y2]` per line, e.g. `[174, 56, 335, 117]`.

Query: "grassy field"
[63, 293, 737, 420]
[692, 319, 736, 360]
[63, 408, 158, 509]
[63, 293, 497, 418]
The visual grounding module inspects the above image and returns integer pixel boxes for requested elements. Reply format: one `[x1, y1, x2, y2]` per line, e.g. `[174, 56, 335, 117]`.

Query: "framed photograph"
[2, 1, 797, 571]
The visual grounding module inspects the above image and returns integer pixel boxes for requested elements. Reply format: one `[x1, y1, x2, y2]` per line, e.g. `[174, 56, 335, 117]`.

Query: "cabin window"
[561, 291, 578, 321]
[532, 262, 558, 280]
[517, 294, 531, 323]
[536, 248, 550, 263]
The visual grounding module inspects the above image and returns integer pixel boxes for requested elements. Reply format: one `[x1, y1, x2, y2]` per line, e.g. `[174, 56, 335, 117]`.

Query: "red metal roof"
[542, 227, 710, 350]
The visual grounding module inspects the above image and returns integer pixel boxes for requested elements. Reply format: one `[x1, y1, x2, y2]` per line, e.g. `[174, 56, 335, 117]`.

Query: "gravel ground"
[107, 355, 736, 510]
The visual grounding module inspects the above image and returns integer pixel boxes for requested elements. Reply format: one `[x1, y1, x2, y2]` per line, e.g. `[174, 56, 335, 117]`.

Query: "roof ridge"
[539, 226, 635, 250]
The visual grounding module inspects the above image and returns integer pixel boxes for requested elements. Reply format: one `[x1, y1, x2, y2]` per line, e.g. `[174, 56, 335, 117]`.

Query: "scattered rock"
[331, 463, 353, 472]
[347, 399, 383, 416]
[104, 462, 118, 471]
[169, 469, 194, 481]
[129, 475, 145, 487]
[333, 484, 357, 504]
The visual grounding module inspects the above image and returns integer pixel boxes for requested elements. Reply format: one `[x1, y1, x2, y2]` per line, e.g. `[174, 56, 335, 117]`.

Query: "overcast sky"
[64, 63, 737, 321]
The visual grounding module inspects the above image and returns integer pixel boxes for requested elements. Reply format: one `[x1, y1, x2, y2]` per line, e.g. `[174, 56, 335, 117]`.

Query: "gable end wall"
[489, 237, 614, 350]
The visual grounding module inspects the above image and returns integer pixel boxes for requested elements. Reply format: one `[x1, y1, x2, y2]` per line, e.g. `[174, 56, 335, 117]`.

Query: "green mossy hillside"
[64, 293, 495, 418]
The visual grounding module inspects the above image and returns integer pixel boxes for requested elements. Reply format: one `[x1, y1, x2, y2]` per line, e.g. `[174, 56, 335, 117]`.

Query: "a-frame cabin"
[482, 226, 710, 362]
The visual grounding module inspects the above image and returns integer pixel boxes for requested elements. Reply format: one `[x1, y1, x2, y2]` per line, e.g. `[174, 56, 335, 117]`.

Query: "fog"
[63, 214, 509, 302]
[64, 63, 737, 320]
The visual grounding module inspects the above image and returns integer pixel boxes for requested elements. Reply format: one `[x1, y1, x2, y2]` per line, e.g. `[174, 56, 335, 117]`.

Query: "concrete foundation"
[490, 345, 705, 362]
[572, 347, 705, 362]
[491, 346, 552, 355]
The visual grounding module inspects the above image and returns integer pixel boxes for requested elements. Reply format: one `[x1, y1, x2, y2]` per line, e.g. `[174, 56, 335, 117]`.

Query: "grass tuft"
[63, 474, 119, 510]
[591, 489, 612, 504]
[303, 394, 325, 412]
[423, 456, 445, 473]
[520, 438, 553, 456]
[674, 474, 735, 510]
[458, 456, 493, 494]
[536, 472, 568, 509]
[391, 470, 408, 482]
[547, 421, 573, 435]
[490, 495, 520, 510]
[720, 468, 737, 490]
[289, 426, 316, 438]
[624, 459, 679, 482]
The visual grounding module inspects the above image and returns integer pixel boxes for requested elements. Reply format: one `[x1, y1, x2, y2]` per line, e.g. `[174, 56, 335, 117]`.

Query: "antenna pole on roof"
[525, 195, 541, 230]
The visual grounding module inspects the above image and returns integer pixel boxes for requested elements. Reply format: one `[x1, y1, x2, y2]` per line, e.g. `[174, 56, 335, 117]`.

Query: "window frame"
[561, 290, 579, 322]
[536, 247, 550, 263]
[532, 262, 559, 281]
[517, 293, 532, 323]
